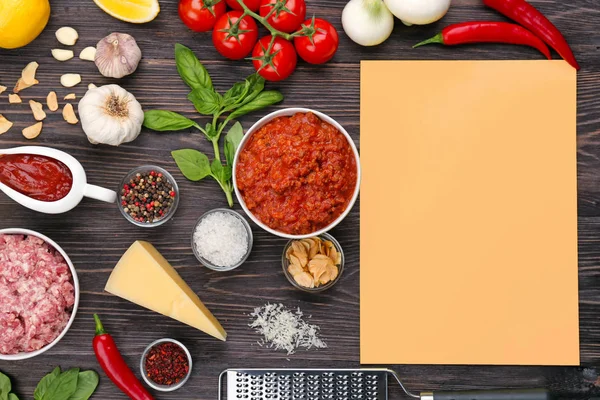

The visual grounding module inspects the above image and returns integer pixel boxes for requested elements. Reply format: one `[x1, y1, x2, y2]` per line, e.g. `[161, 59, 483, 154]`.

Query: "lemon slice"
[93, 0, 160, 24]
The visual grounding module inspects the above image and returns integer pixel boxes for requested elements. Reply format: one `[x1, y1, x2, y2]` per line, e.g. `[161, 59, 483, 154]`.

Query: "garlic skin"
[78, 84, 144, 146]
[95, 33, 142, 79]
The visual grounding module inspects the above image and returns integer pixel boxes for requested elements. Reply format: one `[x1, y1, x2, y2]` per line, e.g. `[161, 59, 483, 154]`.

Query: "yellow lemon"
[0, 0, 51, 49]
[92, 0, 160, 24]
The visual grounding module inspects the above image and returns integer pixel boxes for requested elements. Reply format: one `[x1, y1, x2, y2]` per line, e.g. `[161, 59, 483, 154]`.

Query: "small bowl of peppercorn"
[141, 338, 192, 392]
[118, 165, 179, 228]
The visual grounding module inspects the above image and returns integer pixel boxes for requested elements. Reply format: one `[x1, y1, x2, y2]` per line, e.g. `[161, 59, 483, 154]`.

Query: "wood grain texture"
[0, 0, 599, 399]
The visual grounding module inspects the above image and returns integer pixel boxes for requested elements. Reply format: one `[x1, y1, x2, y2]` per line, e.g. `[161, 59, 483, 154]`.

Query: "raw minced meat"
[0, 234, 75, 355]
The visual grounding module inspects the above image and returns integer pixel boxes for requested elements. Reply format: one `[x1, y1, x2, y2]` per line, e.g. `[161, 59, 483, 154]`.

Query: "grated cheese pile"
[249, 303, 327, 355]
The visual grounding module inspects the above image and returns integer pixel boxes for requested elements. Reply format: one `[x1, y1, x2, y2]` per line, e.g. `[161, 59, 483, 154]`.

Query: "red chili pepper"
[483, 0, 580, 70]
[414, 21, 551, 60]
[93, 314, 155, 400]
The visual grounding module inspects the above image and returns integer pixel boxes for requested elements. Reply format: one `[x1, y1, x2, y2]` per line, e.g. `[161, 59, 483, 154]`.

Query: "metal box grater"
[219, 369, 389, 400]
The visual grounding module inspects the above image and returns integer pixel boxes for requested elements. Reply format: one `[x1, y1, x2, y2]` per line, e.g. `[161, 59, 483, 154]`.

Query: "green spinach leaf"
[175, 43, 213, 91]
[143, 110, 198, 132]
[34, 367, 60, 400]
[42, 368, 79, 400]
[0, 371, 11, 400]
[172, 149, 212, 181]
[229, 90, 283, 119]
[224, 122, 244, 166]
[188, 87, 222, 115]
[8, 394, 18, 400]
[66, 371, 98, 400]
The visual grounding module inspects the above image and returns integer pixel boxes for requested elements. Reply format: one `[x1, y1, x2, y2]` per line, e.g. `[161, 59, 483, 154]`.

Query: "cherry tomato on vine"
[226, 0, 261, 11]
[179, 0, 227, 32]
[259, 0, 306, 33]
[213, 11, 259, 60]
[294, 18, 339, 64]
[252, 36, 297, 81]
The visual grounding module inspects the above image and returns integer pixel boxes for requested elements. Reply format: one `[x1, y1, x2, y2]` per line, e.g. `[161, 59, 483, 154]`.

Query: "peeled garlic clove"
[56, 27, 78, 46]
[0, 86, 6, 94]
[8, 94, 22, 104]
[47, 91, 59, 112]
[78, 84, 144, 146]
[22, 122, 43, 139]
[29, 100, 47, 121]
[0, 114, 13, 134]
[52, 49, 74, 61]
[62, 103, 79, 125]
[64, 93, 76, 100]
[61, 73, 81, 88]
[95, 32, 142, 79]
[88, 83, 97, 90]
[79, 46, 97, 61]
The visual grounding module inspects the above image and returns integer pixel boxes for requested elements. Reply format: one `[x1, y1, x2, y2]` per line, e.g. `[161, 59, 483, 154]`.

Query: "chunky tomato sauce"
[236, 113, 358, 235]
[0, 154, 73, 202]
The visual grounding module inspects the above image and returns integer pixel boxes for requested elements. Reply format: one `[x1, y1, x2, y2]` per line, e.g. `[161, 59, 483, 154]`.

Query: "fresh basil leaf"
[43, 368, 79, 400]
[240, 74, 265, 105]
[34, 367, 61, 400]
[224, 122, 244, 166]
[175, 43, 213, 91]
[8, 394, 18, 400]
[0, 371, 11, 400]
[204, 123, 218, 140]
[188, 87, 222, 115]
[211, 159, 232, 183]
[222, 81, 249, 108]
[66, 371, 98, 400]
[172, 149, 212, 181]
[229, 90, 283, 120]
[143, 110, 198, 132]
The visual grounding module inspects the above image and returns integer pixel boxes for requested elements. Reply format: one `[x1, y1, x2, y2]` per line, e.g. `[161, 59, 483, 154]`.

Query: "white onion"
[384, 0, 451, 26]
[342, 0, 394, 47]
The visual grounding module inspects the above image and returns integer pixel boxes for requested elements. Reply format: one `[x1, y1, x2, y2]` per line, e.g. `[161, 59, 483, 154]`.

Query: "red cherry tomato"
[252, 36, 297, 81]
[294, 18, 339, 64]
[212, 11, 259, 60]
[179, 0, 227, 32]
[259, 0, 306, 33]
[225, 0, 261, 11]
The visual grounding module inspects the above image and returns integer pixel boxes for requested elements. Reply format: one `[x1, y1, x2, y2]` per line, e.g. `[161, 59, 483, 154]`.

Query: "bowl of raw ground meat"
[0, 228, 79, 360]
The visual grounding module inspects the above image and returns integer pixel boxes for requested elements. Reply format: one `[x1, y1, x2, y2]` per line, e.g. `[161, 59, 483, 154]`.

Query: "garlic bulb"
[78, 84, 144, 146]
[95, 33, 142, 79]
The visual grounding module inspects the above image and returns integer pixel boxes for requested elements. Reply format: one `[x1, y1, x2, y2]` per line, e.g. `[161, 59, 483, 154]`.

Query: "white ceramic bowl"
[233, 108, 361, 239]
[0, 228, 80, 361]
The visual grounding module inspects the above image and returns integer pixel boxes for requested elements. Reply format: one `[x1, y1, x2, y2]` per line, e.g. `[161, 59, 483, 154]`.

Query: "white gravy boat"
[0, 146, 117, 214]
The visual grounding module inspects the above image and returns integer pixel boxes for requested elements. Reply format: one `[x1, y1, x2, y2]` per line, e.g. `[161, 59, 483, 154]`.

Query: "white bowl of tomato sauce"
[0, 228, 79, 360]
[233, 108, 361, 239]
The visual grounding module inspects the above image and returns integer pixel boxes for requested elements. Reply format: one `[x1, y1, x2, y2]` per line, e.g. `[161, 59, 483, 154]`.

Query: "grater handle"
[424, 388, 552, 400]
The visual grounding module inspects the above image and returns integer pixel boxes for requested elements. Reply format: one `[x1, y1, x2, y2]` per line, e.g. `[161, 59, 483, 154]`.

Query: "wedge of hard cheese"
[105, 241, 227, 341]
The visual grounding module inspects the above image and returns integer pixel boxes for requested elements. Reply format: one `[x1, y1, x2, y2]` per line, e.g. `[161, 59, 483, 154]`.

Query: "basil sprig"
[0, 371, 18, 400]
[143, 43, 284, 207]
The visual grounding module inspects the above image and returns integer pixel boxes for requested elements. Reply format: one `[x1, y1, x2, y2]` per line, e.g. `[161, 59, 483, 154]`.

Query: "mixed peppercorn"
[144, 342, 190, 386]
[121, 170, 176, 224]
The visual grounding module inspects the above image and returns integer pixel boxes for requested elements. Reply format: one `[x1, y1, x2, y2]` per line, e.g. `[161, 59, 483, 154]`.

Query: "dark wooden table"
[1, 0, 599, 399]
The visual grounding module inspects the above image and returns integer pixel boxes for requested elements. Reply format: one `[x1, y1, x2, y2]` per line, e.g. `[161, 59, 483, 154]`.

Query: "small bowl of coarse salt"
[191, 208, 253, 271]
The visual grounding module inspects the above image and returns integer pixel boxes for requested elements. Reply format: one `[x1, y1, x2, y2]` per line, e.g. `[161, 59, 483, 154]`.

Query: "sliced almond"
[0, 114, 13, 134]
[22, 122, 43, 139]
[0, 85, 6, 95]
[14, 77, 39, 93]
[8, 94, 22, 104]
[62, 103, 78, 124]
[47, 91, 59, 112]
[21, 62, 39, 85]
[55, 27, 78, 46]
[64, 93, 76, 100]
[88, 83, 97, 90]
[79, 46, 97, 61]
[60, 73, 81, 88]
[51, 49, 74, 61]
[29, 100, 47, 121]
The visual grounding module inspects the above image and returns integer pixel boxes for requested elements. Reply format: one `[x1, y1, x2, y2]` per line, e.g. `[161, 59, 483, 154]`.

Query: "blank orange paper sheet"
[360, 60, 579, 366]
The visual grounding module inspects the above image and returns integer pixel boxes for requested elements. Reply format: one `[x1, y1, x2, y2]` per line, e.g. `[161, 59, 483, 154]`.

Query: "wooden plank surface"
[1, 0, 600, 399]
